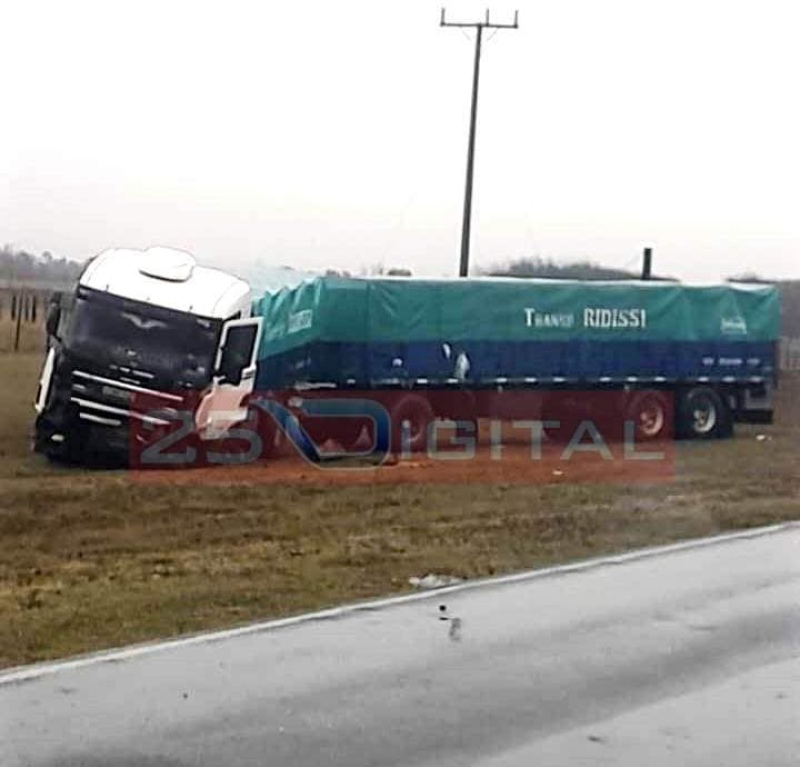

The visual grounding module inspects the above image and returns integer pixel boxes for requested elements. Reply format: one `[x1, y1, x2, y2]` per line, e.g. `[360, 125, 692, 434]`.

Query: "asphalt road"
[2, 524, 799, 767]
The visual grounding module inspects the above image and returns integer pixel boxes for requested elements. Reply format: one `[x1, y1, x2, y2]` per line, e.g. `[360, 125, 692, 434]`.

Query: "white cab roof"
[79, 248, 251, 319]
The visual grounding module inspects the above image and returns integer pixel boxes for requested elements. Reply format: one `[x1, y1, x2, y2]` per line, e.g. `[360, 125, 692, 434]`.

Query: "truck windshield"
[65, 288, 222, 387]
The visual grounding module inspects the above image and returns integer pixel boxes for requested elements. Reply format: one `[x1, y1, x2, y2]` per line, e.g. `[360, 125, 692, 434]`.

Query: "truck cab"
[34, 247, 261, 464]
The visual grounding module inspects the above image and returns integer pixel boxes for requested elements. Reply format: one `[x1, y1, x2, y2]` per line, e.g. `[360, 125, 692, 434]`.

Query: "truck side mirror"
[217, 323, 258, 386]
[45, 293, 62, 339]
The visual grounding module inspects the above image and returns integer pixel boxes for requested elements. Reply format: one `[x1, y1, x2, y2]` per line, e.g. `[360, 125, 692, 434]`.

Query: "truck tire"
[678, 386, 732, 440]
[625, 391, 671, 441]
[390, 393, 434, 453]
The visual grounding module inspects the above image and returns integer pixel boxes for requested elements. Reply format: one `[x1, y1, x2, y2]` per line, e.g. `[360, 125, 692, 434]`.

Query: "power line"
[440, 8, 519, 277]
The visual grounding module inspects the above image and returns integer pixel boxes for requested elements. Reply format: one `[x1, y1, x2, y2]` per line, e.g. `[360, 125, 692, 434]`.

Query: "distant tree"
[359, 263, 411, 277]
[0, 245, 83, 285]
[484, 256, 638, 281]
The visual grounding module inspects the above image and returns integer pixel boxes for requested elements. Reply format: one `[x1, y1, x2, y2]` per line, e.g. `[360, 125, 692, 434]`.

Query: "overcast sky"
[1, 0, 798, 283]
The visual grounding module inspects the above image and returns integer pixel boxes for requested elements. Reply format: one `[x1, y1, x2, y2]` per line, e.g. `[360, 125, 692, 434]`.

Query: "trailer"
[250, 275, 780, 447]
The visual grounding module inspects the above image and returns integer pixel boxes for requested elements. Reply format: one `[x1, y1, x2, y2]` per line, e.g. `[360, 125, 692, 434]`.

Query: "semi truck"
[34, 248, 780, 465]
[34, 247, 264, 463]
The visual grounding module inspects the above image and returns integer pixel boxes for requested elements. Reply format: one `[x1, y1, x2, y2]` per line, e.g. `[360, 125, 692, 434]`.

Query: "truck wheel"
[390, 394, 434, 453]
[38, 438, 68, 465]
[625, 391, 671, 441]
[678, 387, 732, 440]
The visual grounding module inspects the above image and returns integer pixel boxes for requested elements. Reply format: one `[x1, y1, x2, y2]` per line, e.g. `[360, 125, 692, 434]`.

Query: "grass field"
[0, 353, 798, 668]
[0, 316, 45, 354]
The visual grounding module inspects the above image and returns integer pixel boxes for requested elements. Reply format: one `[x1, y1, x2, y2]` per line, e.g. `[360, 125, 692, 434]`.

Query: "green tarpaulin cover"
[253, 277, 780, 358]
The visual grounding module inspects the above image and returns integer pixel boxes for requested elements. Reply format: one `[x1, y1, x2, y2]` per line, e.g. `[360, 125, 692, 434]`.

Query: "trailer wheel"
[625, 391, 671, 441]
[390, 394, 434, 453]
[678, 386, 732, 439]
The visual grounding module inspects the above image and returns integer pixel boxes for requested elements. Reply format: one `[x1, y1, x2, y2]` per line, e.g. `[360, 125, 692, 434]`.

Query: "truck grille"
[70, 369, 184, 426]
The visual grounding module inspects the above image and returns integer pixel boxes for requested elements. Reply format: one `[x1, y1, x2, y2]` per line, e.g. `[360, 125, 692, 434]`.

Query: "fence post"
[13, 292, 23, 352]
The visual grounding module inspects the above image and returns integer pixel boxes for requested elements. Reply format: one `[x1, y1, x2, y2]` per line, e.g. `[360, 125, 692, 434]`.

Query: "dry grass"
[0, 354, 798, 668]
[0, 316, 45, 354]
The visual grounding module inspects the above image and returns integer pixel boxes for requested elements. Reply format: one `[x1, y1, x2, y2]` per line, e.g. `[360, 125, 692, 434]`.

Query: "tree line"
[0, 246, 83, 286]
[0, 246, 797, 366]
[483, 256, 643, 281]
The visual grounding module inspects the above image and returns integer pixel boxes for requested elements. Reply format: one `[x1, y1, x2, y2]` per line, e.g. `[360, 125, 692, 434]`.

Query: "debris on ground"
[408, 574, 463, 589]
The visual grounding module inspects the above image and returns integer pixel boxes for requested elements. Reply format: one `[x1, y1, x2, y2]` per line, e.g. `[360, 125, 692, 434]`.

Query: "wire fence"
[0, 288, 51, 353]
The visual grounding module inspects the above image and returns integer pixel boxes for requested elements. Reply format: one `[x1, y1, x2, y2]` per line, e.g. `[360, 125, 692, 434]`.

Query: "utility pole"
[441, 8, 518, 277]
[642, 247, 653, 280]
